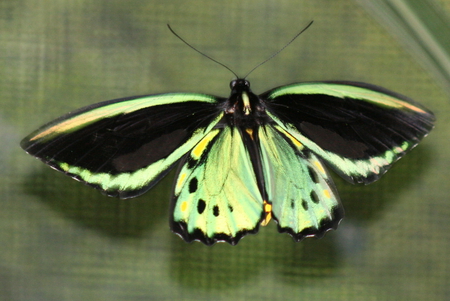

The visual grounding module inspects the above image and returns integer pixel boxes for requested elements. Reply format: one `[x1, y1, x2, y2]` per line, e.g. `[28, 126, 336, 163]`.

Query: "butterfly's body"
[21, 78, 435, 245]
[219, 79, 270, 207]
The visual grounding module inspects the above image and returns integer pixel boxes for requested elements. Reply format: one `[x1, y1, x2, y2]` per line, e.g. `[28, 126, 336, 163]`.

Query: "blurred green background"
[2, 0, 449, 300]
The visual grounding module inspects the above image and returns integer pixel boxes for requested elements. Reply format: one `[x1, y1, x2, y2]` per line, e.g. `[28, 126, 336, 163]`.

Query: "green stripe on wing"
[56, 117, 222, 196]
[28, 93, 218, 142]
[267, 82, 430, 113]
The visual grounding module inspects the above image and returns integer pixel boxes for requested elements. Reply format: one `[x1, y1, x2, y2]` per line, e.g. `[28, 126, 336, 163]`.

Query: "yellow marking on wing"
[176, 172, 187, 191]
[261, 200, 272, 226]
[286, 133, 303, 149]
[192, 139, 209, 158]
[181, 201, 188, 212]
[191, 130, 219, 159]
[323, 189, 331, 198]
[314, 160, 325, 175]
[274, 125, 303, 150]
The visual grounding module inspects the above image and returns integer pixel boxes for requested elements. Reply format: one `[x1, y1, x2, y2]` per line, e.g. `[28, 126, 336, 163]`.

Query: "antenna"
[167, 21, 314, 79]
[167, 24, 238, 78]
[243, 20, 313, 78]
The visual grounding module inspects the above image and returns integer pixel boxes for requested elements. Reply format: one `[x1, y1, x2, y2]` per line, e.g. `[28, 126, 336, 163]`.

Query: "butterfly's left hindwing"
[171, 127, 264, 245]
[21, 93, 224, 198]
[262, 82, 435, 184]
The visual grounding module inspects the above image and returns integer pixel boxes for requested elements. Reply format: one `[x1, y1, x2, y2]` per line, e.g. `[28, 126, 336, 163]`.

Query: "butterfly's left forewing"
[171, 127, 265, 245]
[262, 82, 435, 184]
[21, 93, 223, 198]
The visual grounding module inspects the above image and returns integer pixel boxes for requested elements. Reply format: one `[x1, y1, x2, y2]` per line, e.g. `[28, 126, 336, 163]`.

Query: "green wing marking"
[21, 93, 223, 198]
[259, 125, 343, 240]
[171, 127, 264, 245]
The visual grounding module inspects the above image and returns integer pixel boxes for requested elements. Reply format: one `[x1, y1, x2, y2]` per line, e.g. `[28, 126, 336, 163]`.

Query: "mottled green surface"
[2, 0, 449, 300]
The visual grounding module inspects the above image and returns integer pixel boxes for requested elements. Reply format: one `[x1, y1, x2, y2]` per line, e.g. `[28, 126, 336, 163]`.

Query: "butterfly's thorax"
[223, 79, 269, 128]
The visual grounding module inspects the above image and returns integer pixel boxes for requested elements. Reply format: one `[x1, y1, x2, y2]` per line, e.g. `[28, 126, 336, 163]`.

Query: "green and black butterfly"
[21, 24, 435, 245]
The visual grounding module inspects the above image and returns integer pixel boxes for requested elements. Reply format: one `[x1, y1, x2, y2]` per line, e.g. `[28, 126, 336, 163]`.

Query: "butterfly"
[20, 24, 435, 245]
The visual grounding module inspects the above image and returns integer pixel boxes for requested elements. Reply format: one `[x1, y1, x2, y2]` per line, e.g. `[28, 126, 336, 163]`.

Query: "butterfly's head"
[230, 79, 251, 93]
[224, 78, 269, 127]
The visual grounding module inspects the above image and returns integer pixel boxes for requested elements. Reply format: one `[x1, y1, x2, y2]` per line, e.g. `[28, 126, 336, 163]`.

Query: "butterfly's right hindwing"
[258, 125, 343, 241]
[171, 127, 265, 245]
[20, 93, 223, 198]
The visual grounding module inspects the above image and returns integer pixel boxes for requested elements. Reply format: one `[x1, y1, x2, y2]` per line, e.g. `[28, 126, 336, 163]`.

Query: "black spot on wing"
[310, 190, 320, 204]
[197, 199, 206, 214]
[213, 205, 220, 217]
[189, 178, 198, 193]
[308, 166, 319, 183]
[302, 199, 309, 211]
